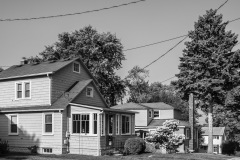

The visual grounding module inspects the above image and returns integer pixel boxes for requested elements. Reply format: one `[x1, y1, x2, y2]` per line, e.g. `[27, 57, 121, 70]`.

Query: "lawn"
[0, 152, 239, 160]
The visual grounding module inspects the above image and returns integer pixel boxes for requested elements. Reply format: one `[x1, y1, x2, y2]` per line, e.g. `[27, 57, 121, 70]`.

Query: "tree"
[125, 66, 150, 103]
[26, 26, 125, 106]
[0, 67, 3, 72]
[176, 9, 240, 153]
[145, 120, 185, 153]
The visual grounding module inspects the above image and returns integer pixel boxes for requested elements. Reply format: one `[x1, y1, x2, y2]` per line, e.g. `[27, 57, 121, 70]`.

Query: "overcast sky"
[1, 0, 240, 85]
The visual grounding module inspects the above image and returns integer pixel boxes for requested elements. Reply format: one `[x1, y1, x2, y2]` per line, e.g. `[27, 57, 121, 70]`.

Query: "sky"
[0, 0, 240, 86]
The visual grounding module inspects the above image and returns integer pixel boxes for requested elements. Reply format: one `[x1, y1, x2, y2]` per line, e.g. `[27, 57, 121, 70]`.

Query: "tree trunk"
[207, 105, 213, 153]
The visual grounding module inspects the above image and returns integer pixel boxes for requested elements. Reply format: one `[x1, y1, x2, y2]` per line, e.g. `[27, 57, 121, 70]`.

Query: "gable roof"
[111, 102, 151, 110]
[148, 119, 190, 127]
[201, 127, 225, 136]
[0, 58, 77, 80]
[111, 102, 175, 110]
[141, 102, 175, 110]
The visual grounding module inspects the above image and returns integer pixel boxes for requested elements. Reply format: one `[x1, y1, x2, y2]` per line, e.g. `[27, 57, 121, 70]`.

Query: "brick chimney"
[189, 93, 195, 150]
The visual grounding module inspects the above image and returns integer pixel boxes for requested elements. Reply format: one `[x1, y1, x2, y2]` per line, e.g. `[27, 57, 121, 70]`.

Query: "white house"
[201, 127, 226, 154]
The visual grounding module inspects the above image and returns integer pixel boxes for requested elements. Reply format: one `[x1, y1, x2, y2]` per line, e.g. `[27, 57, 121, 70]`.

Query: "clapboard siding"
[0, 77, 50, 107]
[131, 110, 148, 126]
[72, 83, 106, 108]
[0, 112, 63, 154]
[160, 110, 174, 119]
[51, 60, 91, 103]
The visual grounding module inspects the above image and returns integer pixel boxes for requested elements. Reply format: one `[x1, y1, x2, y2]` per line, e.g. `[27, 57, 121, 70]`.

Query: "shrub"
[124, 137, 146, 155]
[27, 145, 38, 154]
[144, 142, 156, 153]
[0, 139, 9, 154]
[222, 141, 236, 155]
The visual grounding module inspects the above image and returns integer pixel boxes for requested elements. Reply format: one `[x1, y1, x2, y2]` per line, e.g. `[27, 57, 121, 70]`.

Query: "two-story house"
[0, 58, 136, 156]
[111, 102, 199, 153]
[200, 127, 226, 154]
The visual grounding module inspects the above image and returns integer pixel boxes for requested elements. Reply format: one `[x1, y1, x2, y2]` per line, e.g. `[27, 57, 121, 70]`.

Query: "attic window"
[86, 87, 93, 97]
[73, 62, 80, 73]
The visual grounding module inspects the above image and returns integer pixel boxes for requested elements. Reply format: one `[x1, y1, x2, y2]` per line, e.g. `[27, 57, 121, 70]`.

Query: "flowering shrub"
[124, 137, 146, 155]
[145, 120, 185, 153]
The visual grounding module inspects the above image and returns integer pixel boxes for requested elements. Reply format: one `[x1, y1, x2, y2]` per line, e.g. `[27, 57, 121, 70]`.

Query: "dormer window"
[153, 110, 160, 118]
[73, 62, 80, 73]
[15, 81, 31, 99]
[86, 87, 93, 97]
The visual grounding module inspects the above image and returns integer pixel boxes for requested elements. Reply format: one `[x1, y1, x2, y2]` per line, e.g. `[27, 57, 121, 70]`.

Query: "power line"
[217, 0, 229, 11]
[123, 35, 187, 52]
[229, 17, 240, 23]
[160, 76, 176, 83]
[0, 0, 146, 22]
[143, 36, 188, 69]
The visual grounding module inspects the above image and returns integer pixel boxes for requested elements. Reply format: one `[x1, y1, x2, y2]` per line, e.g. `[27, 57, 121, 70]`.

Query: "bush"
[0, 139, 9, 154]
[124, 137, 145, 155]
[27, 145, 38, 154]
[222, 141, 237, 155]
[144, 142, 156, 153]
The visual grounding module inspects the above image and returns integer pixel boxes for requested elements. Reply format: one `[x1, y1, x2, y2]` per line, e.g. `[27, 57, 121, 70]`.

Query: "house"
[0, 58, 136, 156]
[200, 127, 226, 154]
[111, 101, 199, 153]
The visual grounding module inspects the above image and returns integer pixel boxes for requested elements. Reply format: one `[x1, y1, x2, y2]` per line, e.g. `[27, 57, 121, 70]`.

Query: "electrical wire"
[123, 35, 187, 52]
[217, 0, 229, 11]
[143, 35, 188, 69]
[0, 0, 146, 22]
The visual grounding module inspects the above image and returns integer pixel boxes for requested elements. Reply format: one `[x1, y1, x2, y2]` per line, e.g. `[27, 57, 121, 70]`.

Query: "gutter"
[0, 108, 64, 113]
[0, 72, 53, 81]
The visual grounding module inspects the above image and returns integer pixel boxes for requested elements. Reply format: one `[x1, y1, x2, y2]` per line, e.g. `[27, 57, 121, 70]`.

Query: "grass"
[0, 152, 239, 160]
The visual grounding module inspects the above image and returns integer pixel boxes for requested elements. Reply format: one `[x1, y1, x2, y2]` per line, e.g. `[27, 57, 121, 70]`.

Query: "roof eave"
[0, 72, 53, 81]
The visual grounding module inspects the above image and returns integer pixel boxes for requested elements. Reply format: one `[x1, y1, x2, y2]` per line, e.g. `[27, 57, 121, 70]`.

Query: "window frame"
[15, 81, 31, 100]
[93, 113, 98, 135]
[185, 128, 190, 139]
[8, 114, 19, 135]
[149, 110, 152, 118]
[116, 114, 120, 135]
[73, 62, 80, 73]
[153, 110, 160, 118]
[43, 148, 53, 154]
[42, 113, 54, 135]
[86, 86, 94, 97]
[121, 114, 131, 135]
[101, 113, 105, 136]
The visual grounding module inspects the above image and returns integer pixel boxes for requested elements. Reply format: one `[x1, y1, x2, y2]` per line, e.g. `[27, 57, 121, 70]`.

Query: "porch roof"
[148, 119, 190, 127]
[201, 127, 225, 136]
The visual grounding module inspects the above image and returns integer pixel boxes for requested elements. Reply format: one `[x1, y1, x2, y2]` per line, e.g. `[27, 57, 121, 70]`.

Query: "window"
[149, 110, 152, 118]
[214, 136, 219, 139]
[9, 114, 18, 135]
[153, 111, 159, 118]
[213, 146, 218, 153]
[116, 114, 119, 135]
[86, 87, 93, 97]
[122, 115, 131, 134]
[43, 148, 52, 153]
[73, 62, 80, 73]
[132, 115, 135, 134]
[101, 114, 105, 136]
[72, 114, 89, 134]
[185, 128, 190, 139]
[43, 113, 53, 135]
[108, 115, 114, 135]
[93, 113, 97, 134]
[15, 81, 31, 99]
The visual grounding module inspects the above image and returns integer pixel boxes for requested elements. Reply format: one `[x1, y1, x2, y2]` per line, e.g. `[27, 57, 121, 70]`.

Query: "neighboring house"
[0, 58, 136, 156]
[111, 102, 199, 153]
[200, 127, 226, 154]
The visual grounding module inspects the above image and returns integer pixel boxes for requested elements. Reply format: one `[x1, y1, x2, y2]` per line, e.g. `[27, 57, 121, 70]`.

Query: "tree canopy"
[26, 25, 126, 106]
[175, 9, 240, 153]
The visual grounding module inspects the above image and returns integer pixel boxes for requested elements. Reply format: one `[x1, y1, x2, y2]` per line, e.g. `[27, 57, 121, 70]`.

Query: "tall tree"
[125, 66, 149, 103]
[176, 9, 240, 153]
[26, 26, 125, 106]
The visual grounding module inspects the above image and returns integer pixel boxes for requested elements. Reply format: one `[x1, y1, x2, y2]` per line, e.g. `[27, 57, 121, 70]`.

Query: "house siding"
[159, 110, 174, 119]
[0, 111, 63, 154]
[130, 110, 148, 126]
[51, 60, 91, 104]
[72, 83, 106, 108]
[0, 77, 50, 107]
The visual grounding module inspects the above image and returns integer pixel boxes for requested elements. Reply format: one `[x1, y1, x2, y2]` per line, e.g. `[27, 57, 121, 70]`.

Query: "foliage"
[124, 137, 146, 155]
[27, 145, 38, 154]
[213, 105, 240, 143]
[222, 141, 237, 155]
[0, 67, 3, 72]
[175, 9, 240, 152]
[145, 120, 185, 153]
[0, 139, 9, 154]
[125, 66, 149, 103]
[144, 142, 156, 153]
[25, 25, 125, 106]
